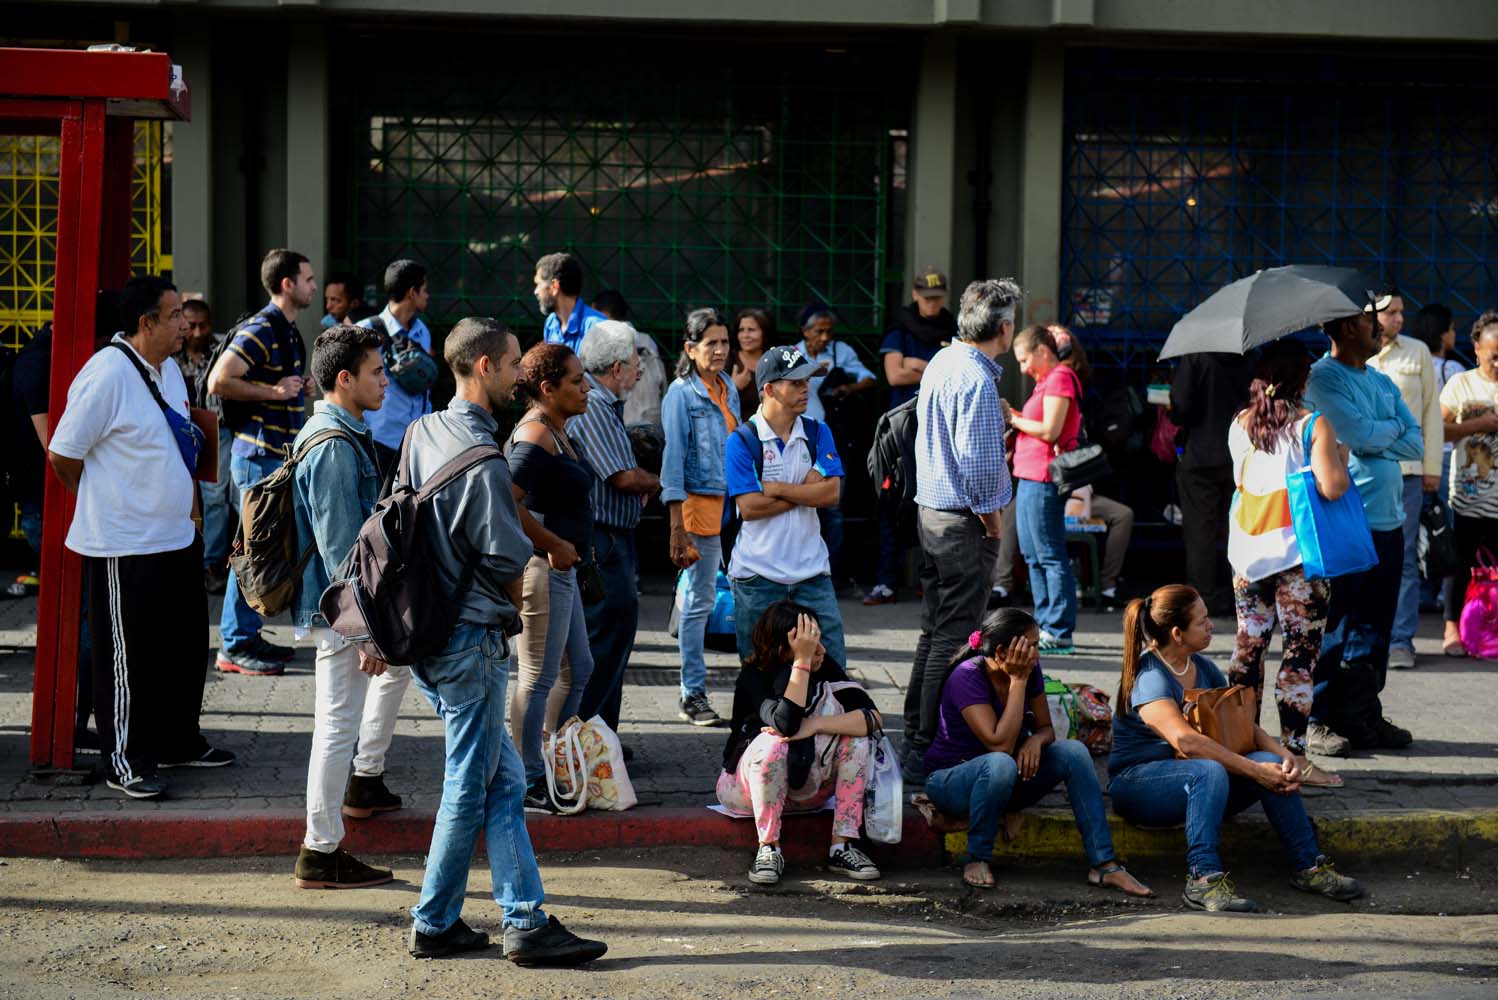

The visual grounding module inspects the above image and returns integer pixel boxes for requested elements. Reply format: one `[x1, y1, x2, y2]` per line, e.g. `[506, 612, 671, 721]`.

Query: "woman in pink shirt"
[1005, 325, 1083, 654]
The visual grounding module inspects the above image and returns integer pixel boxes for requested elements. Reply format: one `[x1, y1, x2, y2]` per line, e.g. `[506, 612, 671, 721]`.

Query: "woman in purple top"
[922, 608, 1152, 895]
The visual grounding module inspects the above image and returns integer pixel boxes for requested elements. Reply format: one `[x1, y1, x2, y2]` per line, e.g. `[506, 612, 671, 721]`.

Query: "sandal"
[912, 793, 968, 834]
[1087, 861, 1155, 898]
[962, 861, 996, 890]
[1298, 759, 1344, 788]
[1443, 640, 1469, 658]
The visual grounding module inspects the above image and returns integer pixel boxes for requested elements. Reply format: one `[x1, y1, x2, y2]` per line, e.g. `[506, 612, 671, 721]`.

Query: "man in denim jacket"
[288, 324, 392, 889]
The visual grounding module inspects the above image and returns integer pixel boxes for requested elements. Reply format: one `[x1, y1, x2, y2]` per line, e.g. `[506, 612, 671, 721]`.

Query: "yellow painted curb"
[943, 809, 1498, 863]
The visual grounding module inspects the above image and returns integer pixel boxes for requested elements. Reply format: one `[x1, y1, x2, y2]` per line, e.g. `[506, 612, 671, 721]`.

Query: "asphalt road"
[2, 848, 1494, 999]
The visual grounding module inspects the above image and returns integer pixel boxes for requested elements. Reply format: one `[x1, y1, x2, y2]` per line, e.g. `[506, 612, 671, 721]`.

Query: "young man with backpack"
[393, 317, 606, 965]
[725, 348, 849, 668]
[359, 259, 435, 475]
[207, 248, 315, 677]
[286, 324, 394, 889]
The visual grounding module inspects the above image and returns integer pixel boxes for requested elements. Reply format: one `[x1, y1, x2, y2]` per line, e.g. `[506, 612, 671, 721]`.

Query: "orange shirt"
[681, 375, 738, 537]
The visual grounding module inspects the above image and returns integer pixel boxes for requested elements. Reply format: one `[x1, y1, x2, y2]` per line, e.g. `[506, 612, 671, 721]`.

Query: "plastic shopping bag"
[862, 734, 904, 845]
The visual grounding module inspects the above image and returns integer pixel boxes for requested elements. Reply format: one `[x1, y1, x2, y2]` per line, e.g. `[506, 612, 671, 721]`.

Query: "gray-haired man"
[569, 320, 661, 731]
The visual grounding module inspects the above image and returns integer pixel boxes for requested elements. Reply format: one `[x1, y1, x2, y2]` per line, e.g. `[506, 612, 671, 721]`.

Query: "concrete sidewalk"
[2, 583, 1495, 864]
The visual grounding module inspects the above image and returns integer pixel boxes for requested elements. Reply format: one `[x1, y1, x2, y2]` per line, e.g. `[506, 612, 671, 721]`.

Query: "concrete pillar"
[1018, 40, 1065, 327]
[170, 15, 212, 301]
[284, 23, 330, 345]
[908, 32, 960, 289]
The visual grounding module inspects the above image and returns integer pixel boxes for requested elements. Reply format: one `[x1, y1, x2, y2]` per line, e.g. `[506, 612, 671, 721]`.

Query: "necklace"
[1159, 650, 1192, 677]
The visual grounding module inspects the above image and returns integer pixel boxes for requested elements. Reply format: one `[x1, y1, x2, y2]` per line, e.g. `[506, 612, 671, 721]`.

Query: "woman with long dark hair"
[1108, 584, 1363, 912]
[1226, 339, 1350, 776]
[730, 307, 773, 421]
[717, 601, 882, 885]
[921, 608, 1152, 895]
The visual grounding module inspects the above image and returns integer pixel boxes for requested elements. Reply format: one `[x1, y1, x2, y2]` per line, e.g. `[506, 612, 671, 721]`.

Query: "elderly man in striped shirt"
[901, 278, 1021, 781]
[569, 321, 662, 733]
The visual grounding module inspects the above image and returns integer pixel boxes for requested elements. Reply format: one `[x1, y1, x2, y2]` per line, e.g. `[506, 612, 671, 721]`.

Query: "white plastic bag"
[863, 733, 904, 844]
[543, 719, 589, 815]
[546, 715, 638, 812]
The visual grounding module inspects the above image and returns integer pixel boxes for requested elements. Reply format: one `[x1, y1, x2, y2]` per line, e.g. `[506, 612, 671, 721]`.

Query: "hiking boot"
[408, 918, 490, 959]
[1306, 723, 1351, 758]
[678, 693, 725, 727]
[106, 773, 166, 800]
[826, 844, 881, 881]
[249, 634, 296, 663]
[343, 773, 402, 818]
[1290, 856, 1364, 902]
[503, 914, 608, 967]
[748, 844, 785, 885]
[1181, 872, 1264, 913]
[215, 647, 284, 676]
[294, 847, 394, 889]
[161, 746, 236, 768]
[523, 779, 563, 815]
[862, 584, 896, 606]
[1372, 717, 1413, 749]
[1387, 647, 1416, 670]
[1038, 633, 1076, 656]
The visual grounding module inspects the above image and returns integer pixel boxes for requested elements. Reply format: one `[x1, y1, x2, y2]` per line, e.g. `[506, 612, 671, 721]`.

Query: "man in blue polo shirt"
[359, 259, 434, 474]
[535, 252, 605, 353]
[725, 348, 848, 668]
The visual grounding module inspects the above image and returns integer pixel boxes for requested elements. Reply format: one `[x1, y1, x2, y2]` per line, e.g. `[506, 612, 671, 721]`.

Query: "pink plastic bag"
[1458, 547, 1498, 660]
[1150, 406, 1180, 464]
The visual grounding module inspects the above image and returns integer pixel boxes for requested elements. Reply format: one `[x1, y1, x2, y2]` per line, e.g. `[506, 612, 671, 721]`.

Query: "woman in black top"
[507, 343, 597, 813]
[718, 601, 883, 886]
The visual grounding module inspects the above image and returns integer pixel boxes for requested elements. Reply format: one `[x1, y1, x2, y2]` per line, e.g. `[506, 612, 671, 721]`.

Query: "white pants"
[304, 630, 413, 853]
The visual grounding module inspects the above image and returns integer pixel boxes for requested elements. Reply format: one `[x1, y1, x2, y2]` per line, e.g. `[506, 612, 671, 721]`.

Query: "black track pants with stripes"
[85, 538, 209, 781]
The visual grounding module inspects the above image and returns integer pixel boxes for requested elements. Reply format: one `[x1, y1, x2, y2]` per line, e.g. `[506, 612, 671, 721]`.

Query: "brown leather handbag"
[1180, 685, 1258, 755]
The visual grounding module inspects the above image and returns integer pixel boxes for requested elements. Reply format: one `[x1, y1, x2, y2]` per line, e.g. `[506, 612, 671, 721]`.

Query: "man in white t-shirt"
[47, 275, 235, 801]
[724, 348, 848, 667]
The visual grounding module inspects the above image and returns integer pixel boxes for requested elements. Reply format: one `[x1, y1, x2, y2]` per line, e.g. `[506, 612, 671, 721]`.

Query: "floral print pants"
[716, 731, 870, 845]
[1228, 565, 1330, 753]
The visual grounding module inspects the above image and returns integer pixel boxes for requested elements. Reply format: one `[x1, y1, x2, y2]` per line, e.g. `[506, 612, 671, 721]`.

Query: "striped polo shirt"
[566, 373, 642, 530]
[226, 302, 306, 459]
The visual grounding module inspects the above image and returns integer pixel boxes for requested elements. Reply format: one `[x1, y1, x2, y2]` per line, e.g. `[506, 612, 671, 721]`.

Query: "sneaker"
[748, 844, 785, 885]
[408, 918, 490, 959]
[827, 844, 881, 881]
[249, 634, 296, 663]
[215, 647, 284, 676]
[343, 773, 403, 818]
[161, 746, 236, 768]
[1372, 717, 1413, 749]
[503, 914, 608, 967]
[73, 729, 101, 757]
[862, 584, 896, 606]
[678, 693, 725, 727]
[294, 847, 394, 889]
[987, 588, 1012, 610]
[1181, 872, 1264, 913]
[522, 779, 564, 815]
[1100, 588, 1123, 613]
[1387, 647, 1416, 670]
[1038, 633, 1075, 656]
[1290, 855, 1364, 902]
[106, 773, 166, 800]
[1306, 723, 1351, 758]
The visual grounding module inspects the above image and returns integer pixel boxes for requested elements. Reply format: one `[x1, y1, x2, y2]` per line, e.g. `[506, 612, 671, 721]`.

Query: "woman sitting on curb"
[717, 602, 882, 886]
[1108, 584, 1365, 913]
[921, 608, 1153, 896]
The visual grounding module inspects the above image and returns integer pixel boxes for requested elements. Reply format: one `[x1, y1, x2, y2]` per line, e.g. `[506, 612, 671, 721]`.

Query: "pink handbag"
[1458, 547, 1498, 660]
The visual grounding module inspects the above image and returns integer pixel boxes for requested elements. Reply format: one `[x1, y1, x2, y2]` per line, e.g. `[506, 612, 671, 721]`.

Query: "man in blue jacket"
[1304, 303, 1422, 754]
[289, 324, 392, 889]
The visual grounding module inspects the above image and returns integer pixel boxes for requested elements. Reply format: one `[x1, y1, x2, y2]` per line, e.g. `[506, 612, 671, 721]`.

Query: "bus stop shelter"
[0, 47, 190, 772]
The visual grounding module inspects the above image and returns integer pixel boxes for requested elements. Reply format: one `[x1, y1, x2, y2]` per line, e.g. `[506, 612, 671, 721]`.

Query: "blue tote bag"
[1285, 411, 1379, 580]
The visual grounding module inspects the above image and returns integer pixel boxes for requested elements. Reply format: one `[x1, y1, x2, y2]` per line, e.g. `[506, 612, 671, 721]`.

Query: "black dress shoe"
[503, 915, 608, 967]
[408, 918, 490, 959]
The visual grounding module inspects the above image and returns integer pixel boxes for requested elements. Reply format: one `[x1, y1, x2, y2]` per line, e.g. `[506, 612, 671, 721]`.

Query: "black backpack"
[866, 397, 919, 544]
[318, 436, 504, 666]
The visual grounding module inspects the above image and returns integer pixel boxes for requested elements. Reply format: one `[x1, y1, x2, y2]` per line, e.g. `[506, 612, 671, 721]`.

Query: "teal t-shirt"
[1107, 652, 1228, 777]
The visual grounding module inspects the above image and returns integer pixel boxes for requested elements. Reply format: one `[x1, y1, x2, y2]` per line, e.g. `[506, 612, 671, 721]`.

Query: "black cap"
[913, 266, 948, 297]
[756, 346, 820, 390]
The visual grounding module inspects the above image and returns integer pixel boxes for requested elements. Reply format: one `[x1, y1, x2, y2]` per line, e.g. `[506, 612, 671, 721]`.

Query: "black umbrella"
[1158, 265, 1380, 360]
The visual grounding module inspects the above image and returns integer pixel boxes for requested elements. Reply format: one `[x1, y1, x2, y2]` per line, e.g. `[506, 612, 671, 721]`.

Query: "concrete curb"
[944, 808, 1498, 867]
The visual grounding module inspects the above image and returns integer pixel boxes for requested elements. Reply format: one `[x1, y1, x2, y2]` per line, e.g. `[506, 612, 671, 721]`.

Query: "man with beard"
[866, 266, 956, 605]
[535, 252, 606, 354]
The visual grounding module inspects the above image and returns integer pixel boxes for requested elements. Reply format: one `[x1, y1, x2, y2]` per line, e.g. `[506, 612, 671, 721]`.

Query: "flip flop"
[962, 864, 997, 890]
[912, 794, 968, 834]
[1087, 862, 1155, 898]
[1443, 641, 1469, 658]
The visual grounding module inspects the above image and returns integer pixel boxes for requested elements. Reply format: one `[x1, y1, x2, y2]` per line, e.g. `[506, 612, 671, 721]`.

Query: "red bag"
[1069, 683, 1114, 756]
[1458, 546, 1498, 660]
[1150, 406, 1180, 464]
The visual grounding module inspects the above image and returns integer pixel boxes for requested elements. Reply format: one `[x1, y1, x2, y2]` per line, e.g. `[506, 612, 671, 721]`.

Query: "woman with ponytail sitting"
[923, 608, 1152, 895]
[1108, 585, 1364, 913]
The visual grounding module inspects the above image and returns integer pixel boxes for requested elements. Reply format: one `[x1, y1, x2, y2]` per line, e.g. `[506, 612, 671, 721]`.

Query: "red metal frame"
[1, 49, 190, 771]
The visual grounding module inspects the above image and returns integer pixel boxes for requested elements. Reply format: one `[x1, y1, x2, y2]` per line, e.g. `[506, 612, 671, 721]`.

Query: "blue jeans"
[925, 740, 1114, 866]
[219, 451, 282, 651]
[731, 572, 847, 668]
[200, 426, 236, 566]
[1016, 478, 1077, 642]
[1392, 474, 1423, 652]
[677, 532, 722, 700]
[410, 624, 547, 936]
[1109, 752, 1320, 876]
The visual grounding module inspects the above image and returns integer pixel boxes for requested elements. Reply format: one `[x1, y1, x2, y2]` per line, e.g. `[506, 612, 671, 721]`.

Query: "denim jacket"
[660, 370, 740, 503]
[291, 401, 382, 628]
